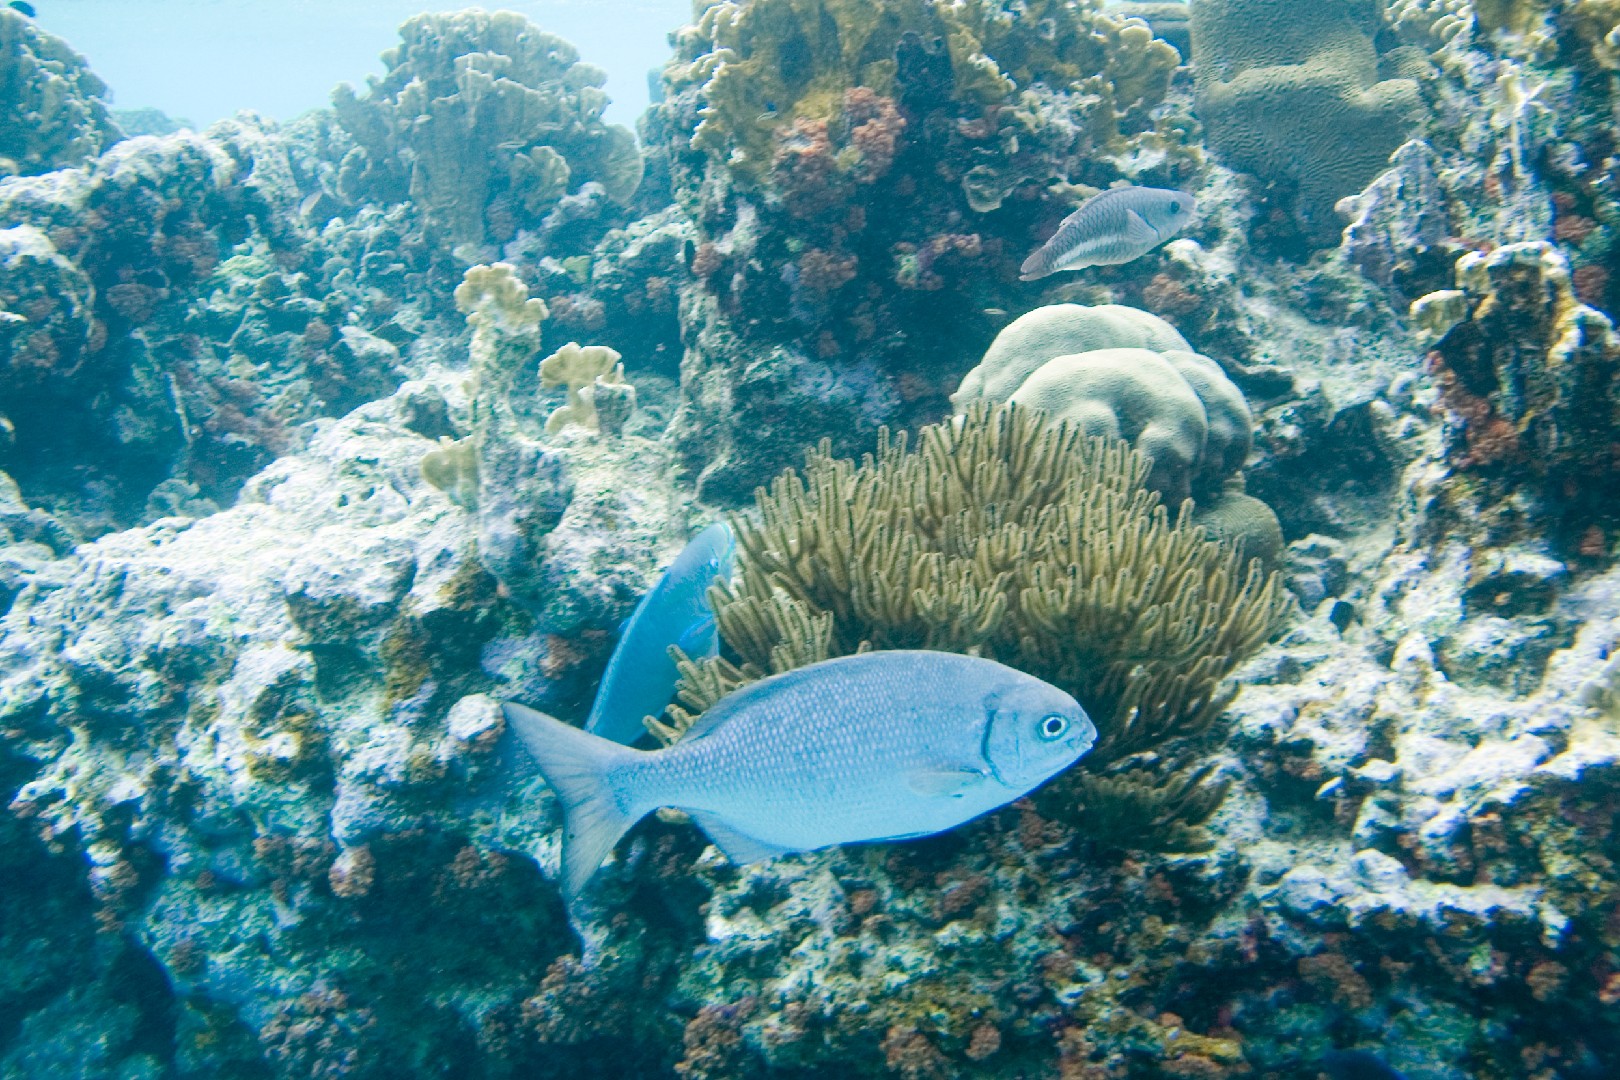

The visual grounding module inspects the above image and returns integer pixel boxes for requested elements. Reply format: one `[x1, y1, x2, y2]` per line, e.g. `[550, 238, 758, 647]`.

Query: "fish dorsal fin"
[673, 660, 836, 742]
[906, 765, 992, 799]
[1122, 208, 1159, 246]
[688, 811, 797, 865]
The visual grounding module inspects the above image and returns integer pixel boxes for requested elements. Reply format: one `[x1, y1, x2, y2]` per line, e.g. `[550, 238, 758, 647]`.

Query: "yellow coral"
[538, 341, 634, 433]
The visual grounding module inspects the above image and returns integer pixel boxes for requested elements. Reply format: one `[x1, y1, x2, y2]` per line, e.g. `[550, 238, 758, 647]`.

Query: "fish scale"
[505, 650, 1097, 905]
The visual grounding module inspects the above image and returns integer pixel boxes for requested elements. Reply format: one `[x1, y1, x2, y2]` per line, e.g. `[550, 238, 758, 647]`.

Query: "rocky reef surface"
[2, 2, 1620, 1078]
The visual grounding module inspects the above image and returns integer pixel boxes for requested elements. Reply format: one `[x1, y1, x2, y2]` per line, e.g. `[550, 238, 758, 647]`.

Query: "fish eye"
[1038, 714, 1068, 740]
[1169, 200, 1183, 213]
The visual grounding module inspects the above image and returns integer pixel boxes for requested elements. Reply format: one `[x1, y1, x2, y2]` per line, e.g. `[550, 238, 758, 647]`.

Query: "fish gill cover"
[3, 0, 1620, 1077]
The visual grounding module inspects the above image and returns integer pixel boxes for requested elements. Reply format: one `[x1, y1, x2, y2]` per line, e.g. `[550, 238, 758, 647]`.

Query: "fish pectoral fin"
[905, 766, 991, 799]
[1123, 209, 1160, 246]
[674, 613, 718, 657]
[689, 812, 797, 865]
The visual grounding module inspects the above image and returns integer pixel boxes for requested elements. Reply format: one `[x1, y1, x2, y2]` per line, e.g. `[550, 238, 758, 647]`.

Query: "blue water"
[30, 0, 691, 131]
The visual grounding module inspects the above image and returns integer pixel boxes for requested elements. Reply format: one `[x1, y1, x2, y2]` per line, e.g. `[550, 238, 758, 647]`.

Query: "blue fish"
[505, 650, 1097, 904]
[582, 521, 735, 745]
[8, 1, 36, 16]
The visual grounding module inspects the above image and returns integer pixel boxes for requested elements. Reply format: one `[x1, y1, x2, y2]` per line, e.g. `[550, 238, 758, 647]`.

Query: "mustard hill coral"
[537, 341, 635, 434]
[333, 10, 643, 247]
[1191, 0, 1425, 241]
[662, 404, 1291, 846]
[0, 9, 121, 177]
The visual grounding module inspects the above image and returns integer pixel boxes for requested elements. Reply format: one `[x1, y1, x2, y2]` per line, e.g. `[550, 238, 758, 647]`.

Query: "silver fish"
[1020, 185, 1196, 281]
[584, 521, 735, 745]
[504, 650, 1096, 904]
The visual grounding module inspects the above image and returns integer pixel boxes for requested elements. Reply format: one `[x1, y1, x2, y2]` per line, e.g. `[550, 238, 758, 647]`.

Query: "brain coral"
[0, 8, 121, 177]
[333, 10, 643, 248]
[1191, 0, 1424, 241]
[952, 304, 1253, 506]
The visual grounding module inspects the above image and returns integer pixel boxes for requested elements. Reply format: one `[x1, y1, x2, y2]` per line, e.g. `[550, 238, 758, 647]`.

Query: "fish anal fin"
[906, 766, 991, 799]
[689, 812, 797, 865]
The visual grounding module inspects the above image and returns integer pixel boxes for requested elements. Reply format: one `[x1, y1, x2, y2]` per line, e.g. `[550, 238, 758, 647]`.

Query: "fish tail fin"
[503, 702, 649, 904]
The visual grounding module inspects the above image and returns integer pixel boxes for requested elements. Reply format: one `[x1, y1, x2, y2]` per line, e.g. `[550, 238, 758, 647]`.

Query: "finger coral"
[662, 404, 1292, 847]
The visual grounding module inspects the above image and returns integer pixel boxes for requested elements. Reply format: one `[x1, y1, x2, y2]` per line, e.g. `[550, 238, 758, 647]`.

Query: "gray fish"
[504, 650, 1097, 904]
[1020, 185, 1196, 281]
[583, 521, 735, 745]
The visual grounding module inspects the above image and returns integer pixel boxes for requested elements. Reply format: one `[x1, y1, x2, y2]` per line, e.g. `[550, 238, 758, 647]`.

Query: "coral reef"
[1191, 0, 1425, 243]
[653, 0, 1197, 501]
[332, 10, 643, 249]
[1413, 241, 1620, 547]
[0, 9, 122, 177]
[664, 405, 1291, 848]
[6, 4, 1620, 1078]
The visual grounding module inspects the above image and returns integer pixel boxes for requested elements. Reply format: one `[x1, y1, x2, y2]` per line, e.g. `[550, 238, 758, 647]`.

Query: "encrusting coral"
[657, 404, 1293, 847]
[333, 10, 643, 248]
[0, 9, 121, 177]
[1412, 241, 1620, 546]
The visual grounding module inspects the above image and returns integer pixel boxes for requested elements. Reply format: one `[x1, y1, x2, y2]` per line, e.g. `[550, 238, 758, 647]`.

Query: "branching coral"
[333, 10, 642, 247]
[659, 404, 1291, 846]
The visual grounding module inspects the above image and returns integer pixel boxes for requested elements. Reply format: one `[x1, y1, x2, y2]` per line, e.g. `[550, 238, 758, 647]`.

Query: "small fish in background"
[1316, 1049, 1410, 1080]
[1019, 185, 1196, 281]
[504, 650, 1097, 904]
[582, 520, 735, 745]
[7, 1, 36, 17]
